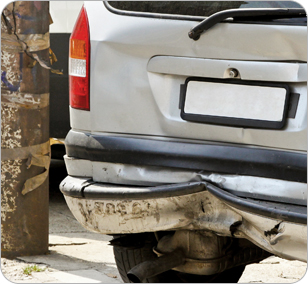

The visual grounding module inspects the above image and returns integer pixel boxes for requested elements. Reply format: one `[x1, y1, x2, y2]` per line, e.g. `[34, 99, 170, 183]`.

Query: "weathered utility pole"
[1, 1, 50, 258]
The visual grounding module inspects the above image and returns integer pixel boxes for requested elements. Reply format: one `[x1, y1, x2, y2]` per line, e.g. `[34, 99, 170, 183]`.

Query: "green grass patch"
[23, 265, 45, 275]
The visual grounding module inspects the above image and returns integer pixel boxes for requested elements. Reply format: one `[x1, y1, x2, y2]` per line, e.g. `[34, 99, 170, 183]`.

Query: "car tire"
[113, 233, 246, 283]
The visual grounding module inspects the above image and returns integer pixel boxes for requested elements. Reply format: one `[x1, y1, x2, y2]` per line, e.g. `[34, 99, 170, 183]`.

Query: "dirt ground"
[1, 162, 307, 283]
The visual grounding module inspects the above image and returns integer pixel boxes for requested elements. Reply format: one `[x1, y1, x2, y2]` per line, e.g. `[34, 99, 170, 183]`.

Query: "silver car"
[61, 1, 307, 282]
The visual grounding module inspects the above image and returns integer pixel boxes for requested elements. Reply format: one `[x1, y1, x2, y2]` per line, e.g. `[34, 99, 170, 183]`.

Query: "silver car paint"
[64, 2, 307, 263]
[70, 1, 307, 152]
[64, 156, 307, 206]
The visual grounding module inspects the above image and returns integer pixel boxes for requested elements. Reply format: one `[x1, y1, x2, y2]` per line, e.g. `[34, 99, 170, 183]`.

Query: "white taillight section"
[69, 58, 86, 77]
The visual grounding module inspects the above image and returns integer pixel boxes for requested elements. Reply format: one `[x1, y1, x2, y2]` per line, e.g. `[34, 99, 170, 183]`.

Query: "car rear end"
[60, 1, 307, 279]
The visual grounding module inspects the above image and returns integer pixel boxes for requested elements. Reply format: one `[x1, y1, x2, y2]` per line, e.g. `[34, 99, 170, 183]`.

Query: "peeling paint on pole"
[1, 1, 50, 258]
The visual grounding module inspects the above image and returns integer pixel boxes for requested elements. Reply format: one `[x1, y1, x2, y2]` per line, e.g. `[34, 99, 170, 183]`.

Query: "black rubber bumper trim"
[61, 177, 307, 225]
[65, 131, 307, 183]
[83, 182, 206, 200]
[60, 176, 207, 199]
[206, 183, 307, 225]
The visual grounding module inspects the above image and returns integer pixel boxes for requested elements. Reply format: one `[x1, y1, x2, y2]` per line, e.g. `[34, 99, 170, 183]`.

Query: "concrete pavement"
[2, 192, 122, 283]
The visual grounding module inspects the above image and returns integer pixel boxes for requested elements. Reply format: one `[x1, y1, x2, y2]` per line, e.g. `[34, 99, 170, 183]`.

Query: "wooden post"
[1, 1, 50, 258]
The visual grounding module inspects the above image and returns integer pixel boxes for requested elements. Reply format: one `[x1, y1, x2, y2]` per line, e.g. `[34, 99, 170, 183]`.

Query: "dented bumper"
[60, 175, 307, 262]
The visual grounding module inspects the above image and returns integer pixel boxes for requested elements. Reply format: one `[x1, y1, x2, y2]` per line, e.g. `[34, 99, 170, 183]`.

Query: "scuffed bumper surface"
[61, 176, 307, 262]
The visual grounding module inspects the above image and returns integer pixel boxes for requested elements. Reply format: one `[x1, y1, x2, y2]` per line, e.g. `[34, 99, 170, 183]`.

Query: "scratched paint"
[1, 104, 22, 149]
[72, 199, 163, 233]
[1, 50, 21, 92]
[78, 200, 160, 230]
[0, 104, 22, 208]
[1, 102, 23, 250]
[1, 1, 50, 257]
[1, 49, 22, 229]
[1, 91, 47, 109]
[1, 160, 21, 218]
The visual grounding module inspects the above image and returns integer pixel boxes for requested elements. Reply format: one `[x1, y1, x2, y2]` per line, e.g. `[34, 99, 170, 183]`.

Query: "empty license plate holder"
[180, 78, 290, 129]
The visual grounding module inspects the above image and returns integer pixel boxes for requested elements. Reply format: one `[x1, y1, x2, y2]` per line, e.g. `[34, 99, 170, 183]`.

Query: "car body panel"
[63, 1, 307, 265]
[64, 157, 307, 206]
[68, 1, 308, 152]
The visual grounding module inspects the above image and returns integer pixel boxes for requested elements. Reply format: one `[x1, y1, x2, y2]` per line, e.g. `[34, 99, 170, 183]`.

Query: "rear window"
[107, 1, 303, 17]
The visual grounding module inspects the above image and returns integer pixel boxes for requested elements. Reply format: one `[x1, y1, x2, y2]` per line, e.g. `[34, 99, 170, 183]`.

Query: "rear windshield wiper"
[189, 8, 306, 40]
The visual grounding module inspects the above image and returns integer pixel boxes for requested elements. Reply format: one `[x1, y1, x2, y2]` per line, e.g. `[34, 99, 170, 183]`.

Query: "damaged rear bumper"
[60, 175, 307, 262]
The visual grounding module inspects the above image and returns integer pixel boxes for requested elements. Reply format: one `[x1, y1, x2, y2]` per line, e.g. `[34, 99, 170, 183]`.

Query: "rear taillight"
[69, 6, 90, 110]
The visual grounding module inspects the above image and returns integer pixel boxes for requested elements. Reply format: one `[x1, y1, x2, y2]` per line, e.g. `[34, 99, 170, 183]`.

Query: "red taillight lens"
[69, 6, 90, 110]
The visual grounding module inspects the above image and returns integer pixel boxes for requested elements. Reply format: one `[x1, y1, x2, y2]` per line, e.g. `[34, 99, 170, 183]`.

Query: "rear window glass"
[107, 1, 302, 17]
